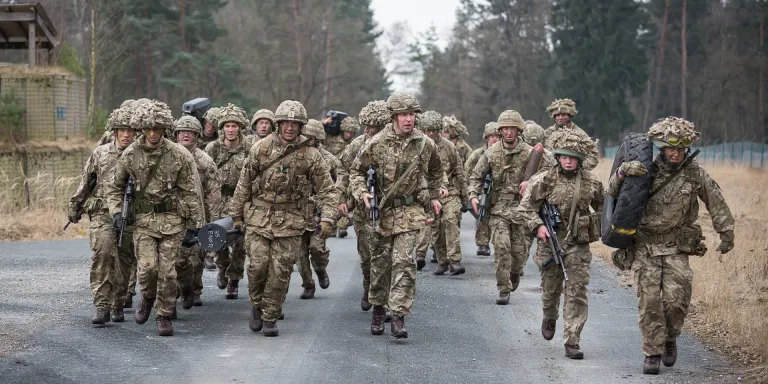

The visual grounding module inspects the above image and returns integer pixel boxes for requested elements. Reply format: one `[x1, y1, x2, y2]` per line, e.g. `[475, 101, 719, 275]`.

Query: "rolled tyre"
[601, 133, 653, 249]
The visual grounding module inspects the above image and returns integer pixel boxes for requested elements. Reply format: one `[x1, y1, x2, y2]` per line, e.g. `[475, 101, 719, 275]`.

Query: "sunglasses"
[665, 137, 692, 147]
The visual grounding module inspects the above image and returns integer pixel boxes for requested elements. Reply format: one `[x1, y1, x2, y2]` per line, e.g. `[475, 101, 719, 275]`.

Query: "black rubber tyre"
[601, 133, 653, 249]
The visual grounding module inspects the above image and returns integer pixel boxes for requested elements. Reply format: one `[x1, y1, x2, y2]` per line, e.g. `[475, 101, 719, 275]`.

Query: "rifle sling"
[380, 137, 426, 209]
[262, 139, 312, 172]
[648, 149, 700, 198]
[564, 170, 581, 241]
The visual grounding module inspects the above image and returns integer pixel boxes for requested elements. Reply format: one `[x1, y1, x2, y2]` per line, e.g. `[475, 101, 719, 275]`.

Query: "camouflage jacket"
[325, 133, 351, 158]
[106, 138, 204, 237]
[205, 133, 254, 203]
[97, 131, 113, 146]
[350, 126, 443, 236]
[319, 146, 342, 184]
[190, 147, 223, 222]
[455, 139, 473, 164]
[517, 166, 605, 244]
[229, 133, 339, 239]
[607, 156, 734, 255]
[464, 145, 487, 179]
[469, 140, 541, 220]
[434, 136, 468, 203]
[197, 132, 218, 151]
[70, 141, 125, 217]
[336, 133, 375, 221]
[543, 122, 599, 170]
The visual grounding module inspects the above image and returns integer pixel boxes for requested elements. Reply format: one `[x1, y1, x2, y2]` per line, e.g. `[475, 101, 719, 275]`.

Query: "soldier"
[199, 106, 221, 150]
[206, 104, 253, 299]
[325, 116, 359, 238]
[173, 116, 223, 308]
[523, 121, 546, 146]
[250, 109, 275, 140]
[349, 92, 443, 338]
[607, 117, 734, 375]
[296, 119, 341, 299]
[517, 129, 604, 360]
[443, 115, 473, 164]
[415, 110, 468, 275]
[464, 122, 501, 256]
[69, 106, 138, 326]
[106, 100, 204, 336]
[543, 99, 599, 170]
[469, 110, 546, 305]
[230, 100, 338, 337]
[337, 100, 389, 311]
[97, 99, 136, 146]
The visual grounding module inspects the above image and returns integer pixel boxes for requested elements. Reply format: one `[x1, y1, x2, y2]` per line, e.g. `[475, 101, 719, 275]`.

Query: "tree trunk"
[179, 0, 187, 52]
[145, 8, 152, 97]
[322, 2, 334, 111]
[650, 0, 670, 122]
[290, 0, 304, 101]
[760, 0, 765, 137]
[87, 2, 96, 130]
[681, 0, 688, 119]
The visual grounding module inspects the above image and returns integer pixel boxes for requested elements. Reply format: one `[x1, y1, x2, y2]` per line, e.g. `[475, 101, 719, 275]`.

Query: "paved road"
[0, 215, 740, 384]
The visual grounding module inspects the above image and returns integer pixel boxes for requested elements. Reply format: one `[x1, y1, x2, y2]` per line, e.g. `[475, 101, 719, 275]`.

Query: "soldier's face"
[115, 128, 136, 149]
[279, 121, 301, 141]
[663, 147, 685, 164]
[364, 126, 380, 137]
[255, 119, 272, 137]
[558, 154, 580, 171]
[176, 130, 197, 147]
[204, 120, 215, 136]
[425, 130, 441, 142]
[143, 128, 164, 146]
[500, 127, 519, 144]
[393, 112, 415, 134]
[223, 122, 240, 141]
[487, 134, 501, 146]
[306, 136, 318, 147]
[555, 113, 571, 127]
[343, 131, 355, 141]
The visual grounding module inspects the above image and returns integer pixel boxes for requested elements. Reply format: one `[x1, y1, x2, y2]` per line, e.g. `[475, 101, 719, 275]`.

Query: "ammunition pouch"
[575, 212, 601, 244]
[676, 226, 707, 256]
[382, 195, 415, 209]
[134, 200, 176, 215]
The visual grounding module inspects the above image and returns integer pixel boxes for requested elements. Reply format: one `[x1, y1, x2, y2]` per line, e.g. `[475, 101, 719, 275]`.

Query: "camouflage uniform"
[206, 104, 253, 298]
[70, 106, 137, 324]
[326, 116, 359, 234]
[250, 109, 275, 140]
[173, 116, 223, 307]
[464, 122, 499, 254]
[414, 111, 468, 274]
[296, 119, 342, 297]
[198, 107, 221, 150]
[607, 117, 734, 373]
[350, 92, 443, 338]
[517, 129, 604, 358]
[523, 122, 546, 146]
[443, 115, 472, 163]
[543, 99, 599, 170]
[469, 110, 543, 304]
[230, 100, 338, 336]
[336, 101, 390, 311]
[106, 100, 204, 336]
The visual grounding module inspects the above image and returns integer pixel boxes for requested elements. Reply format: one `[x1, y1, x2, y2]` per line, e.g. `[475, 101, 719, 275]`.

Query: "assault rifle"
[476, 172, 493, 228]
[367, 166, 379, 232]
[117, 177, 134, 247]
[540, 201, 568, 281]
[63, 172, 97, 230]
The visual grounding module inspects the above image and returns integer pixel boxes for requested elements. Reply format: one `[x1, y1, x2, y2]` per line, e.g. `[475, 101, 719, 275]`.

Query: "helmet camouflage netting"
[217, 103, 248, 130]
[647, 116, 700, 148]
[549, 129, 596, 161]
[358, 100, 390, 127]
[546, 98, 578, 119]
[340, 116, 360, 133]
[442, 115, 467, 136]
[419, 110, 444, 131]
[129, 99, 174, 131]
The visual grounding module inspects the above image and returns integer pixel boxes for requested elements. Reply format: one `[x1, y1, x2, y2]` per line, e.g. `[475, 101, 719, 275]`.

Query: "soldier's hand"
[471, 197, 479, 215]
[438, 189, 449, 199]
[233, 220, 244, 231]
[112, 213, 123, 231]
[618, 161, 648, 179]
[716, 230, 735, 254]
[363, 193, 374, 209]
[67, 209, 80, 224]
[519, 181, 529, 197]
[430, 199, 442, 215]
[338, 203, 348, 217]
[319, 221, 334, 238]
[536, 226, 550, 242]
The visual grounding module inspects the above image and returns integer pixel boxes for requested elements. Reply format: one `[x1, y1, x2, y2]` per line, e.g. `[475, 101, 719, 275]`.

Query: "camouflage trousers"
[490, 216, 530, 293]
[246, 231, 299, 323]
[128, 262, 137, 297]
[415, 223, 434, 257]
[134, 231, 183, 318]
[475, 218, 491, 246]
[353, 218, 374, 292]
[369, 230, 418, 316]
[534, 239, 592, 346]
[632, 247, 693, 356]
[297, 231, 330, 289]
[216, 235, 246, 281]
[176, 244, 205, 297]
[337, 215, 351, 230]
[435, 197, 463, 265]
[88, 212, 135, 310]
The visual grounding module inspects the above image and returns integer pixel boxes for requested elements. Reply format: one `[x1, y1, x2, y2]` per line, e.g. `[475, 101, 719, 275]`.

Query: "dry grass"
[592, 160, 768, 381]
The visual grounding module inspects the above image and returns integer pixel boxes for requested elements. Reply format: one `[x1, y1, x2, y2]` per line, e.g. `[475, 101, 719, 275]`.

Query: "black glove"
[181, 228, 198, 248]
[112, 213, 123, 231]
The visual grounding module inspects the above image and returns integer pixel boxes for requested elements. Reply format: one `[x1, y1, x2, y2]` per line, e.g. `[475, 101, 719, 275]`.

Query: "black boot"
[315, 269, 330, 289]
[564, 344, 584, 360]
[216, 269, 227, 289]
[391, 315, 408, 339]
[360, 289, 372, 311]
[225, 280, 239, 299]
[263, 321, 279, 337]
[91, 308, 110, 326]
[541, 318, 556, 340]
[662, 340, 677, 367]
[643, 355, 661, 375]
[134, 297, 155, 325]
[415, 254, 426, 271]
[300, 286, 316, 299]
[249, 306, 263, 332]
[449, 262, 465, 275]
[110, 308, 125, 323]
[371, 306, 385, 335]
[156, 316, 174, 336]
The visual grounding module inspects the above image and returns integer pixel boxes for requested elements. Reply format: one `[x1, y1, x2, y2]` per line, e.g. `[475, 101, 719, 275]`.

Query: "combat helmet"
[496, 110, 526, 132]
[174, 115, 203, 136]
[130, 99, 174, 132]
[522, 122, 545, 145]
[303, 119, 326, 141]
[547, 98, 578, 119]
[250, 109, 275, 131]
[548, 129, 596, 162]
[483, 122, 500, 139]
[217, 103, 248, 130]
[386, 92, 421, 115]
[340, 116, 360, 134]
[358, 100, 390, 128]
[647, 116, 700, 148]
[204, 107, 222, 127]
[120, 99, 136, 109]
[274, 100, 308, 125]
[107, 106, 134, 131]
[420, 111, 443, 131]
[442, 115, 467, 137]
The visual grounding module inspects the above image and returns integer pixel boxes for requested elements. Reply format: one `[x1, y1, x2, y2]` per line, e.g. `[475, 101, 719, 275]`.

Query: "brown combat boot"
[360, 289, 372, 311]
[204, 254, 216, 270]
[565, 344, 584, 359]
[110, 308, 125, 323]
[170, 303, 178, 320]
[249, 306, 263, 332]
[338, 228, 348, 238]
[134, 297, 155, 325]
[477, 245, 491, 256]
[263, 321, 279, 337]
[391, 315, 408, 339]
[510, 272, 521, 292]
[193, 294, 202, 307]
[415, 254, 426, 271]
[124, 295, 133, 309]
[449, 262, 466, 275]
[384, 308, 393, 323]
[662, 340, 677, 367]
[433, 263, 449, 275]
[541, 318, 556, 340]
[300, 286, 316, 299]
[370, 305, 386, 335]
[225, 280, 239, 299]
[496, 292, 510, 305]
[181, 289, 194, 309]
[91, 308, 110, 326]
[216, 269, 227, 289]
[156, 316, 174, 336]
[315, 270, 330, 289]
[643, 355, 661, 375]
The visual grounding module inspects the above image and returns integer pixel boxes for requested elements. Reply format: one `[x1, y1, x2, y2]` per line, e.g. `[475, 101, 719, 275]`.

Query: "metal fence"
[604, 137, 768, 169]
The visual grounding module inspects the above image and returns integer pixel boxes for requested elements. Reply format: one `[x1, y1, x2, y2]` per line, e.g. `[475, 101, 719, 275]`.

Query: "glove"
[319, 221, 334, 238]
[181, 228, 198, 248]
[112, 213, 123, 231]
[461, 204, 469, 213]
[233, 219, 244, 232]
[67, 208, 80, 224]
[716, 230, 734, 254]
[619, 161, 648, 177]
